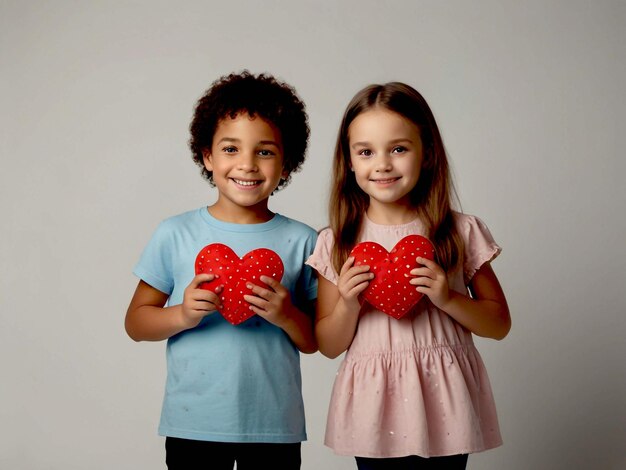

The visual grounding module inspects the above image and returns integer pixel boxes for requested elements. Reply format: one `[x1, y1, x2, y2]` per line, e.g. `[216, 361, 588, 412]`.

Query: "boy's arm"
[125, 274, 222, 342]
[244, 276, 318, 354]
[277, 298, 318, 354]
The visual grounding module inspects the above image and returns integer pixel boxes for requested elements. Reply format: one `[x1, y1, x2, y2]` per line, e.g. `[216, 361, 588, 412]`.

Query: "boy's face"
[203, 113, 286, 218]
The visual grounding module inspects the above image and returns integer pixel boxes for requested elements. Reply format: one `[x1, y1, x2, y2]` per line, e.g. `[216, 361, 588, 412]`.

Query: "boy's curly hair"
[189, 70, 310, 191]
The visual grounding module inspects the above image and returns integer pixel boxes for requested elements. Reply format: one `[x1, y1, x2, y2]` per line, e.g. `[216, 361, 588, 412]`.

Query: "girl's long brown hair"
[330, 82, 463, 274]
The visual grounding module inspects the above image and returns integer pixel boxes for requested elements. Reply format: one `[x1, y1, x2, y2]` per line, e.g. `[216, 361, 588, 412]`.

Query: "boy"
[125, 71, 317, 469]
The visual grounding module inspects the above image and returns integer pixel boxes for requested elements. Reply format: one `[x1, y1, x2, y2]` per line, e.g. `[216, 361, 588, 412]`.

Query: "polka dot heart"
[194, 244, 284, 325]
[350, 235, 435, 319]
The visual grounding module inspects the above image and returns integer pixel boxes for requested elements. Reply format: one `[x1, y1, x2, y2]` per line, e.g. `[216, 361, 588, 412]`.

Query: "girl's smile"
[370, 176, 402, 185]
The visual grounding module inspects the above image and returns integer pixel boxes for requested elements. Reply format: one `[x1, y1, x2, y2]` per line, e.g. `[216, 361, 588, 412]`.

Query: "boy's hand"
[181, 273, 223, 329]
[337, 256, 374, 313]
[244, 276, 295, 328]
[409, 257, 451, 310]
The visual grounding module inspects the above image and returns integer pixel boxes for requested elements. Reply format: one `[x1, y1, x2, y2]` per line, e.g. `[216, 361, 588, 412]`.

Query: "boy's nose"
[238, 152, 258, 171]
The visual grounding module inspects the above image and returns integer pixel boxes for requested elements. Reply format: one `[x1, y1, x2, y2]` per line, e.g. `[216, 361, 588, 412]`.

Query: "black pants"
[355, 453, 468, 470]
[165, 437, 301, 470]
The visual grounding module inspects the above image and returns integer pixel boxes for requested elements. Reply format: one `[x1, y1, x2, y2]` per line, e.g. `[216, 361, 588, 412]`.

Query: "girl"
[306, 82, 511, 470]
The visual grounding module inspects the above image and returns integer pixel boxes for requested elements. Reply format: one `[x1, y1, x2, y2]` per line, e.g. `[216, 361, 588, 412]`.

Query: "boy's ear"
[202, 149, 213, 171]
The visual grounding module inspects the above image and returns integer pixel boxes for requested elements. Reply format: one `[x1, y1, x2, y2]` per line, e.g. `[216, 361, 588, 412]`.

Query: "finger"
[415, 286, 429, 295]
[248, 304, 263, 314]
[190, 302, 215, 313]
[340, 256, 358, 274]
[246, 282, 273, 300]
[339, 267, 374, 286]
[191, 273, 219, 288]
[409, 277, 433, 287]
[192, 286, 223, 306]
[342, 272, 374, 289]
[347, 264, 372, 276]
[416, 257, 443, 274]
[243, 294, 268, 310]
[259, 275, 284, 292]
[409, 267, 432, 277]
[347, 282, 370, 297]
[248, 304, 271, 317]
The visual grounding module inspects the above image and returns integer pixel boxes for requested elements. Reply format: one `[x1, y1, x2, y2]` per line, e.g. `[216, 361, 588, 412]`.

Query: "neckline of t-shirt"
[198, 207, 285, 232]
[363, 212, 424, 230]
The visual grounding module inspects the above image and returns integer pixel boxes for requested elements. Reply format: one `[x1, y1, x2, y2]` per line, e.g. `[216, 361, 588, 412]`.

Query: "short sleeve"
[297, 230, 319, 303]
[457, 213, 502, 285]
[305, 228, 339, 285]
[133, 221, 175, 295]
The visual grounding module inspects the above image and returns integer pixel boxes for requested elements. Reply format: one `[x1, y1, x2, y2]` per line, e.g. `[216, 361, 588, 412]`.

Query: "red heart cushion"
[349, 235, 435, 319]
[194, 244, 284, 325]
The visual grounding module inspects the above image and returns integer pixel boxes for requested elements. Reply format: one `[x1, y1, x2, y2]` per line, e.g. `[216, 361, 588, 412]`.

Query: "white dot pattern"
[194, 243, 284, 325]
[349, 235, 435, 319]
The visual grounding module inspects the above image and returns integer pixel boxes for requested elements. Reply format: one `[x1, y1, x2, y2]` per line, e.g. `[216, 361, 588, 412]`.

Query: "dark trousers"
[165, 437, 301, 470]
[355, 453, 468, 470]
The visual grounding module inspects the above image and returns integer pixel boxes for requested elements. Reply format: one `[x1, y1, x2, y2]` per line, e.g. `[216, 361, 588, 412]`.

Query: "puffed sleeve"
[305, 228, 339, 285]
[456, 213, 502, 285]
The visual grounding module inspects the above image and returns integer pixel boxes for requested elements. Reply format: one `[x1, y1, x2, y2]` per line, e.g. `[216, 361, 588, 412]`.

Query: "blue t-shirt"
[133, 207, 318, 443]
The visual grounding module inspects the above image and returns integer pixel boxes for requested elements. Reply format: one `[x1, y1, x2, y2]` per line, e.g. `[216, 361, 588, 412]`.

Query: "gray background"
[1, 1, 624, 469]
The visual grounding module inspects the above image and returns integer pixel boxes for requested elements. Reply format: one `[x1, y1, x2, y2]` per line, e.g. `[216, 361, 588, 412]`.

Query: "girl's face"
[347, 108, 423, 210]
[203, 113, 286, 219]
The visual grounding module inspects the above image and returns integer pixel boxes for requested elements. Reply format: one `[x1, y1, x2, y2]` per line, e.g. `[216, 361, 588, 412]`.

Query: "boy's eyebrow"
[217, 137, 241, 144]
[258, 140, 281, 147]
[216, 137, 280, 147]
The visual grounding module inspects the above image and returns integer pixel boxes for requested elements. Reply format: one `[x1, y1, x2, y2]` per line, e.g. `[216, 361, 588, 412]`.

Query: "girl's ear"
[202, 149, 213, 171]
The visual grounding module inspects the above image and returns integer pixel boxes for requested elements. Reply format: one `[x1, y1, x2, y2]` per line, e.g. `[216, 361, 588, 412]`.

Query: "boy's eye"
[257, 149, 275, 157]
[223, 146, 237, 154]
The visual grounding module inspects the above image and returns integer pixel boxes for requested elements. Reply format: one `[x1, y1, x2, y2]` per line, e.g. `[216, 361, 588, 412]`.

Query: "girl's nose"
[375, 155, 393, 172]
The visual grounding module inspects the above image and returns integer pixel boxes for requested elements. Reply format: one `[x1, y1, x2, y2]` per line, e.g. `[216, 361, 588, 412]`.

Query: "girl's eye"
[358, 149, 373, 157]
[392, 146, 408, 154]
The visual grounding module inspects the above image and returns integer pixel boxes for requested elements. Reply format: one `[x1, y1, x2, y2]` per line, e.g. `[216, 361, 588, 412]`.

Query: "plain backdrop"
[1, 1, 624, 469]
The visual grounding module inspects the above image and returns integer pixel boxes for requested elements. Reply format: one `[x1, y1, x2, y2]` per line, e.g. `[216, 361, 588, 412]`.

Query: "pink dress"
[306, 212, 503, 458]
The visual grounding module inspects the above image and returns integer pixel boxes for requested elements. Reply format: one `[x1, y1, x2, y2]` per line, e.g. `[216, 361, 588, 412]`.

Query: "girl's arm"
[411, 259, 511, 340]
[315, 257, 374, 359]
[244, 276, 318, 354]
[125, 274, 222, 341]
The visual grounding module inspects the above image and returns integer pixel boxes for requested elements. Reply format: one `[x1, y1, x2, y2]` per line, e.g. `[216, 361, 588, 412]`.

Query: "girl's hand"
[181, 273, 223, 329]
[409, 257, 451, 309]
[337, 256, 374, 312]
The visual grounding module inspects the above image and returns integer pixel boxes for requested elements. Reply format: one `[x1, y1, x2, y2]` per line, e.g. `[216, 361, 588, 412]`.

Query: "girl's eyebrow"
[351, 138, 413, 149]
[351, 141, 371, 149]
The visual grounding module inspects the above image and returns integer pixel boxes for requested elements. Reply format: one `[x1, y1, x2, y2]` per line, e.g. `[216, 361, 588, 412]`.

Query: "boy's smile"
[203, 113, 287, 223]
